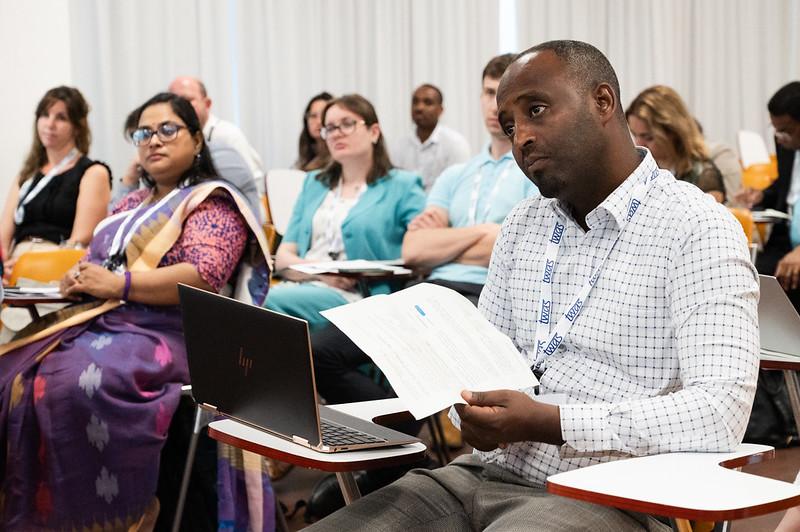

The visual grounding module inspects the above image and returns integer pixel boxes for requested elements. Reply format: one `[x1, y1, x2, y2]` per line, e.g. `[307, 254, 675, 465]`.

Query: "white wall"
[0, 1, 73, 198]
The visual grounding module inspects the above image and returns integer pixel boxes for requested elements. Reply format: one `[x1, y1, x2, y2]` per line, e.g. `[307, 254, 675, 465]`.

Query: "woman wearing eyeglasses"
[0, 86, 111, 277]
[268, 94, 426, 331]
[296, 91, 335, 171]
[0, 92, 271, 529]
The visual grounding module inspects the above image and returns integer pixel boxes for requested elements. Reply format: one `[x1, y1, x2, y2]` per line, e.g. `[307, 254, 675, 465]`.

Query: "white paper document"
[4, 286, 61, 295]
[738, 130, 771, 169]
[752, 209, 791, 223]
[290, 259, 412, 275]
[321, 283, 539, 419]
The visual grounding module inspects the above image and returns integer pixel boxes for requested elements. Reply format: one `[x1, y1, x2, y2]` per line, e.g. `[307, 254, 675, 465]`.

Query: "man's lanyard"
[101, 188, 181, 272]
[532, 169, 659, 370]
[325, 180, 365, 260]
[15, 148, 80, 224]
[467, 160, 513, 226]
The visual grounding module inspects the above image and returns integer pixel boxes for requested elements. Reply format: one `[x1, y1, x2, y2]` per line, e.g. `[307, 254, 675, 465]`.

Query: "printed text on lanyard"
[532, 169, 659, 370]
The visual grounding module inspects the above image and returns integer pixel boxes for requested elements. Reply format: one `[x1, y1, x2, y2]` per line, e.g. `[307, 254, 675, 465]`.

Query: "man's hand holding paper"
[320, 283, 538, 419]
[455, 389, 563, 452]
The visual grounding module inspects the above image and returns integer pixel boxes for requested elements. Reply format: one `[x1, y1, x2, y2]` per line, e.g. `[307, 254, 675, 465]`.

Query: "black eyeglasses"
[131, 121, 186, 146]
[320, 118, 366, 140]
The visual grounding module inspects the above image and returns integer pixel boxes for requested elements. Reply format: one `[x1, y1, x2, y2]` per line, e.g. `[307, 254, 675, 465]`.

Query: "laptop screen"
[179, 285, 322, 446]
[759, 275, 800, 357]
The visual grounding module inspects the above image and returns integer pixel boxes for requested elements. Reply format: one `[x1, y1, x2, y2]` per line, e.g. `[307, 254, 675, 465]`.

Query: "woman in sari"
[0, 92, 270, 530]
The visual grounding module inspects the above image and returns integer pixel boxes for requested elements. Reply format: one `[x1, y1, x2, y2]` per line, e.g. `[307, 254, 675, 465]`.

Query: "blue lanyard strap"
[532, 169, 659, 369]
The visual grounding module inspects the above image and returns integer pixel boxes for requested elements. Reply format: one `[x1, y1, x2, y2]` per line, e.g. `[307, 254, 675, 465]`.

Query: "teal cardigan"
[283, 168, 425, 291]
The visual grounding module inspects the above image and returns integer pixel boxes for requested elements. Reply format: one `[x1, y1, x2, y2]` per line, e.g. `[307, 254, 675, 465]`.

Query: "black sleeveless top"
[14, 156, 112, 244]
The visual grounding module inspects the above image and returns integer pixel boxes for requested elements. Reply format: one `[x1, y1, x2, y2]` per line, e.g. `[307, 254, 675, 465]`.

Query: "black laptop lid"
[178, 284, 322, 446]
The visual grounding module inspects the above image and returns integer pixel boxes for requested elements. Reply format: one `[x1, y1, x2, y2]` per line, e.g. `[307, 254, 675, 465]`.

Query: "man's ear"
[594, 83, 617, 125]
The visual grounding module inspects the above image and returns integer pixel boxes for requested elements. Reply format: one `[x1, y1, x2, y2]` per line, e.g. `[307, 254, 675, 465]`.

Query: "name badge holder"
[102, 188, 182, 273]
[532, 169, 659, 371]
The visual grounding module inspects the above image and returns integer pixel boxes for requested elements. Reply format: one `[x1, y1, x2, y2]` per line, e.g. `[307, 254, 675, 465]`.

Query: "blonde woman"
[626, 85, 725, 203]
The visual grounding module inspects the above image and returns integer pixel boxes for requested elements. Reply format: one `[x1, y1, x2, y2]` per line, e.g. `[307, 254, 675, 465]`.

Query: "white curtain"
[64, 0, 497, 178]
[515, 0, 800, 150]
[67, 0, 232, 181]
[6, 0, 796, 189]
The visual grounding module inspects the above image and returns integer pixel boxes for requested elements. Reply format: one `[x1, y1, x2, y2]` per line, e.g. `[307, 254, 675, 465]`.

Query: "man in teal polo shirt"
[402, 54, 538, 302]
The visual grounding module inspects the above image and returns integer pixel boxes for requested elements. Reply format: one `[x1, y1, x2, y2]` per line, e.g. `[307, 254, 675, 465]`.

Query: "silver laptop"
[759, 275, 800, 359]
[178, 284, 420, 453]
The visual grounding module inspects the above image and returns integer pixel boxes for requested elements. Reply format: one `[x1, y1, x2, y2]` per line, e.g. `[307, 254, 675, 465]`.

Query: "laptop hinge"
[292, 435, 310, 446]
[200, 403, 218, 413]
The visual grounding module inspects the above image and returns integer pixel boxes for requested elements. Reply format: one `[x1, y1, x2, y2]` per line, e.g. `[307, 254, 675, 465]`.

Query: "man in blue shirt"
[305, 55, 538, 518]
[401, 57, 538, 301]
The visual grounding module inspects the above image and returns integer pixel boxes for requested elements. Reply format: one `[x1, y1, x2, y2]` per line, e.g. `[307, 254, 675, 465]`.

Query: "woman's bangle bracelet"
[122, 271, 132, 301]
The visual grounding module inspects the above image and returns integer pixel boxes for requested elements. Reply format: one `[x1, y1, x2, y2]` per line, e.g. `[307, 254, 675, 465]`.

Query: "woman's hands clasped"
[61, 263, 125, 300]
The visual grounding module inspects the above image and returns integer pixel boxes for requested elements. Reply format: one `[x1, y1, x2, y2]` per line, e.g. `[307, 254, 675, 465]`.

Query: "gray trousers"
[306, 454, 671, 532]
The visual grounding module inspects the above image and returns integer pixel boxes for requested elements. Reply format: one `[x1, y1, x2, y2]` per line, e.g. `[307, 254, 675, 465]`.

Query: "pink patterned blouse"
[111, 189, 248, 291]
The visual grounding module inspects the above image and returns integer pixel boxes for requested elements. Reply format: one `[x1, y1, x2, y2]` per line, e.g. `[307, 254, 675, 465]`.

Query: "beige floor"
[272, 440, 800, 531]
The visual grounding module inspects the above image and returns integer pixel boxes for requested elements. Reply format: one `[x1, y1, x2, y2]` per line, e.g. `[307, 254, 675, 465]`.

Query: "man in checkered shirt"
[308, 40, 759, 532]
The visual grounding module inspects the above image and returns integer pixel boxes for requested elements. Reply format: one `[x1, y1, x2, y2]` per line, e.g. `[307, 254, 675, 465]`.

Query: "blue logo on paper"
[539, 300, 551, 324]
[550, 222, 565, 244]
[544, 333, 563, 356]
[627, 198, 641, 220]
[565, 299, 583, 322]
[542, 259, 555, 283]
[537, 340, 545, 354]
[589, 269, 601, 287]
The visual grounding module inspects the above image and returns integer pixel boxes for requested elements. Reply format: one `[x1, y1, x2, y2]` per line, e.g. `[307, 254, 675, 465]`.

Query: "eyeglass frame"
[320, 118, 367, 140]
[130, 121, 188, 147]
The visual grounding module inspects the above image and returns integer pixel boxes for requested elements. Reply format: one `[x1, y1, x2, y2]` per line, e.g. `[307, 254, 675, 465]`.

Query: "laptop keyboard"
[320, 419, 387, 447]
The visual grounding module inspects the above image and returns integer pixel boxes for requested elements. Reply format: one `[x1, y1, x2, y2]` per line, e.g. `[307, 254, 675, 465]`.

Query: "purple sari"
[0, 182, 271, 529]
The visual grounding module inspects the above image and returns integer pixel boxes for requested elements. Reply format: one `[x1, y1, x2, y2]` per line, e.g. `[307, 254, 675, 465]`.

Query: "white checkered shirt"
[465, 150, 759, 487]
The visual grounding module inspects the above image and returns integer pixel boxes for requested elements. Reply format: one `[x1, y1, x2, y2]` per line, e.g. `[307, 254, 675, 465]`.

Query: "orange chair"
[728, 207, 758, 263]
[8, 248, 87, 285]
[728, 208, 754, 242]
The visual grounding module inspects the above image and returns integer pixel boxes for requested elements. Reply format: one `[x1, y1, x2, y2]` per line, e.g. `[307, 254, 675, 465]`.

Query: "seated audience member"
[266, 94, 425, 332]
[0, 86, 111, 274]
[306, 40, 758, 532]
[112, 122, 263, 222]
[312, 54, 538, 409]
[296, 91, 335, 171]
[736, 81, 800, 307]
[392, 84, 471, 191]
[695, 119, 743, 204]
[0, 92, 270, 530]
[304, 53, 537, 521]
[627, 85, 726, 202]
[169, 75, 265, 183]
[113, 84, 264, 220]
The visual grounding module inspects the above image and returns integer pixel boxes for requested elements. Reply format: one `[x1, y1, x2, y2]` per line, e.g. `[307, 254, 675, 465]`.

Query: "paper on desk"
[321, 283, 538, 419]
[5, 286, 62, 295]
[752, 209, 791, 222]
[290, 259, 411, 275]
[738, 130, 771, 169]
